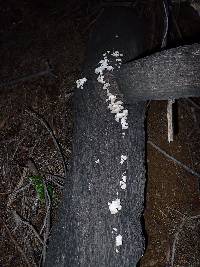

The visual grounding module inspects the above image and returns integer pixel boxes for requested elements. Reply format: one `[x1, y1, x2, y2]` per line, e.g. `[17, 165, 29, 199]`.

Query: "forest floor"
[0, 1, 200, 266]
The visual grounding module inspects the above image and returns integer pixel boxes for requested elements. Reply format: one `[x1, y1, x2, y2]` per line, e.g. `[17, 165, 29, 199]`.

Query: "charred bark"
[45, 6, 147, 267]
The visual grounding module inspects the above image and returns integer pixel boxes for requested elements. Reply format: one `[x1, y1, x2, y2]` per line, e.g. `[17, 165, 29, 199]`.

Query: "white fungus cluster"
[120, 172, 127, 190]
[95, 52, 114, 84]
[76, 77, 87, 89]
[76, 50, 129, 254]
[108, 198, 122, 215]
[107, 94, 128, 130]
[115, 234, 123, 253]
[111, 228, 123, 253]
[94, 51, 129, 254]
[95, 51, 128, 131]
[120, 155, 128, 165]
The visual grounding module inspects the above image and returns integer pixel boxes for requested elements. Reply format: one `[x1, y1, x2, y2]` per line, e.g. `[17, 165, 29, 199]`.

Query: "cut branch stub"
[117, 43, 200, 102]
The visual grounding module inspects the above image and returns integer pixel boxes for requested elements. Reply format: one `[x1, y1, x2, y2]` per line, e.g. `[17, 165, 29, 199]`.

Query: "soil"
[0, 1, 200, 267]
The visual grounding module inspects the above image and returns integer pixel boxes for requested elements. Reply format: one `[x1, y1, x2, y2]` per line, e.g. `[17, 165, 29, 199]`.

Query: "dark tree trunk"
[45, 7, 148, 267]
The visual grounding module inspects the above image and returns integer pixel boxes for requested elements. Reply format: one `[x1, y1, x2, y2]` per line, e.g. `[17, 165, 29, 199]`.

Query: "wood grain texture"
[117, 43, 200, 102]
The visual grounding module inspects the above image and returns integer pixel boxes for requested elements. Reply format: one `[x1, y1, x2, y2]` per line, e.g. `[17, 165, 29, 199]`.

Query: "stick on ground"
[25, 108, 68, 179]
[148, 140, 200, 180]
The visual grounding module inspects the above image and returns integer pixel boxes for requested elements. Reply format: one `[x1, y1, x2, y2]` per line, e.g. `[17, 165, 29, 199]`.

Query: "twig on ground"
[43, 172, 65, 181]
[46, 175, 64, 188]
[25, 108, 68, 179]
[29, 131, 45, 157]
[166, 243, 171, 267]
[2, 221, 32, 267]
[170, 215, 186, 267]
[2, 152, 11, 180]
[170, 213, 200, 267]
[7, 166, 30, 208]
[148, 140, 200, 179]
[7, 183, 31, 207]
[0, 66, 55, 89]
[44, 172, 64, 181]
[39, 183, 51, 235]
[38, 171, 64, 188]
[40, 182, 51, 267]
[167, 99, 175, 143]
[166, 206, 185, 217]
[11, 138, 25, 161]
[13, 210, 44, 245]
[161, 0, 169, 48]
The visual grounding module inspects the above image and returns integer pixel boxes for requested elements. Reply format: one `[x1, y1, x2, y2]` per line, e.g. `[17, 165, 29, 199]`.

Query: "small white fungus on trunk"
[76, 77, 87, 89]
[108, 198, 122, 214]
[120, 155, 127, 165]
[115, 234, 122, 253]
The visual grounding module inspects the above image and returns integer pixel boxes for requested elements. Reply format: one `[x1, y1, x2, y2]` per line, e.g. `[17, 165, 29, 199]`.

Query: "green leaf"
[28, 175, 55, 204]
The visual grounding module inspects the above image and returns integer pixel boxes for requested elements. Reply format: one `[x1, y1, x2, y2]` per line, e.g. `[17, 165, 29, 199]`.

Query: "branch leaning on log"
[117, 43, 200, 102]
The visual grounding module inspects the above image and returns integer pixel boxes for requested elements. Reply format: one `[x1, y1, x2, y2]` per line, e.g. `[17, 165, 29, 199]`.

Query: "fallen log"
[45, 6, 147, 267]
